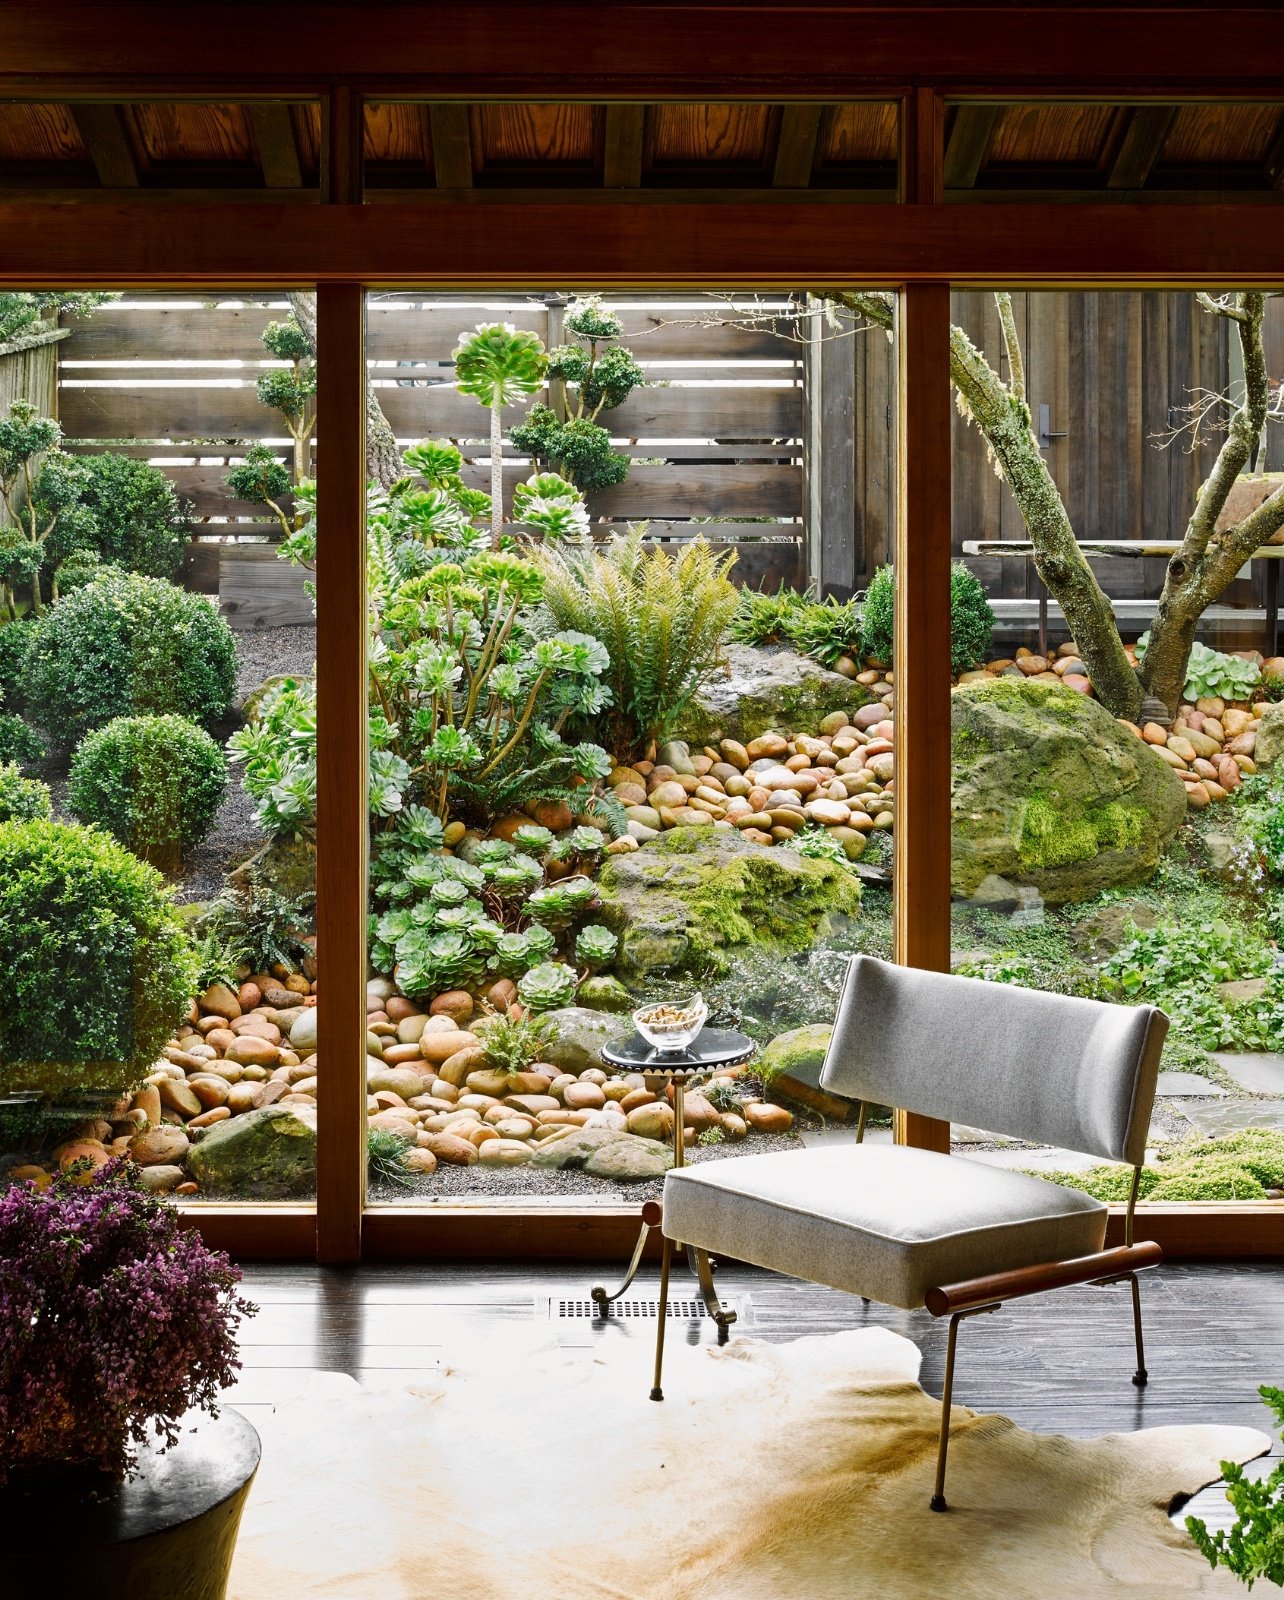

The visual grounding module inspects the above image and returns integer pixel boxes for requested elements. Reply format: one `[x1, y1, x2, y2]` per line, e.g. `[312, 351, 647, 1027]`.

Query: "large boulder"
[187, 1105, 317, 1199]
[539, 1007, 627, 1074]
[531, 1124, 672, 1181]
[597, 825, 862, 979]
[951, 678, 1186, 907]
[228, 834, 316, 903]
[674, 644, 873, 745]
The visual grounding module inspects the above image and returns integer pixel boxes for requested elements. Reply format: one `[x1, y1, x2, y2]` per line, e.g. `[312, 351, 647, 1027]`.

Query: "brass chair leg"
[592, 1216, 654, 1309]
[650, 1234, 675, 1402]
[1128, 1273, 1149, 1387]
[931, 1302, 1000, 1512]
[691, 1245, 737, 1343]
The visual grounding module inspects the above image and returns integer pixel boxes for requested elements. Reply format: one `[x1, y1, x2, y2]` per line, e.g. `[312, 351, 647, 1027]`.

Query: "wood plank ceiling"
[0, 99, 1280, 197]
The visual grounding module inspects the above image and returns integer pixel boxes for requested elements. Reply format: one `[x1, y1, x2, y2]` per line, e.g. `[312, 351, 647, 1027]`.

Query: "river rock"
[128, 1125, 191, 1167]
[674, 644, 874, 745]
[595, 824, 862, 978]
[531, 1124, 672, 1180]
[289, 1008, 319, 1053]
[951, 678, 1186, 905]
[187, 1106, 317, 1199]
[1255, 702, 1284, 767]
[536, 1008, 623, 1074]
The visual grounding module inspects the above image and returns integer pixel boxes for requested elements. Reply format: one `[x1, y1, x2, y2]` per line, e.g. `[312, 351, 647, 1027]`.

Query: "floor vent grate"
[557, 1298, 711, 1320]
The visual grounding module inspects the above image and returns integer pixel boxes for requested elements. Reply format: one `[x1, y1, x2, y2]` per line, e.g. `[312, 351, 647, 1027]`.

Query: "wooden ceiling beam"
[428, 105, 474, 189]
[3, 8, 1284, 96]
[772, 104, 824, 188]
[247, 103, 304, 189]
[3, 198, 1284, 286]
[943, 104, 1002, 189]
[70, 104, 140, 188]
[322, 86, 363, 204]
[603, 105, 646, 188]
[1265, 111, 1284, 190]
[1106, 104, 1179, 190]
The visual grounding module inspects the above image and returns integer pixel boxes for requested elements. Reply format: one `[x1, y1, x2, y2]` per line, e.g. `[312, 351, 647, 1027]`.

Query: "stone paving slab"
[1155, 1071, 1227, 1098]
[1212, 1052, 1284, 1096]
[797, 1126, 893, 1150]
[1178, 1099, 1284, 1136]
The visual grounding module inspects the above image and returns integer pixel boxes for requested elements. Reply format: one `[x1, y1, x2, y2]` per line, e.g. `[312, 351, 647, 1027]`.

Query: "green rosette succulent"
[526, 875, 599, 929]
[517, 960, 580, 1013]
[487, 852, 545, 898]
[512, 823, 555, 855]
[575, 924, 619, 971]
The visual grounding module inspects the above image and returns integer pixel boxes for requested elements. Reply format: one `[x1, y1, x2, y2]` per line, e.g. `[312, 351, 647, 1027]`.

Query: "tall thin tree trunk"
[286, 291, 402, 491]
[490, 402, 504, 546]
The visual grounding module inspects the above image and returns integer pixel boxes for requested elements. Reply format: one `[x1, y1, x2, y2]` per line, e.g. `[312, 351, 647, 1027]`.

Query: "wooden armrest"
[924, 1241, 1163, 1318]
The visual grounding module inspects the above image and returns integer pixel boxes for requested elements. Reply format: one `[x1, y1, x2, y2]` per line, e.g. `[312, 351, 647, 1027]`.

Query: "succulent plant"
[517, 960, 579, 1012]
[522, 923, 557, 963]
[512, 823, 555, 855]
[487, 852, 545, 898]
[568, 824, 607, 856]
[575, 923, 619, 971]
[429, 876, 472, 908]
[465, 837, 514, 867]
[526, 874, 598, 929]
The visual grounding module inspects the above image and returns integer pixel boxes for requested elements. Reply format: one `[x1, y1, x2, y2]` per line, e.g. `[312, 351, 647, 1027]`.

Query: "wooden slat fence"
[0, 328, 63, 530]
[59, 294, 807, 626]
[812, 290, 1284, 618]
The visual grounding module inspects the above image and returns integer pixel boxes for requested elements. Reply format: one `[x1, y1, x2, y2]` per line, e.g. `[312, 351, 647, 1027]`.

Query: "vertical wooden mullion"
[893, 282, 952, 1154]
[315, 282, 368, 1262]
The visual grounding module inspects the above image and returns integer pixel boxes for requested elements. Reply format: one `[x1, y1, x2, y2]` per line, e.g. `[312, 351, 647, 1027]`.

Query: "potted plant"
[0, 1158, 258, 1596]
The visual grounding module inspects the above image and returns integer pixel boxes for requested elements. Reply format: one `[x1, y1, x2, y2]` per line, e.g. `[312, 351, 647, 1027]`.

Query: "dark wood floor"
[229, 1259, 1284, 1526]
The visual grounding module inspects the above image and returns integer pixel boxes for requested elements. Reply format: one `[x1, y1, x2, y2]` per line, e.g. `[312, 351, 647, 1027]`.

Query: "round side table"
[592, 1027, 755, 1338]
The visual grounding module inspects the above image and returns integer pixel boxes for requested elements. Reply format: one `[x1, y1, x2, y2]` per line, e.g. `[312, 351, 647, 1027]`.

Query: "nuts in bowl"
[633, 994, 708, 1055]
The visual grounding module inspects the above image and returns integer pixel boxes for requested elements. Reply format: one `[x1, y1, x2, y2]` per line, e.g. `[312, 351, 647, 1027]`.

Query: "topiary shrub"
[0, 761, 51, 822]
[68, 714, 227, 871]
[26, 572, 238, 743]
[860, 561, 995, 676]
[0, 712, 43, 770]
[0, 819, 197, 1101]
[74, 453, 189, 580]
[0, 621, 32, 710]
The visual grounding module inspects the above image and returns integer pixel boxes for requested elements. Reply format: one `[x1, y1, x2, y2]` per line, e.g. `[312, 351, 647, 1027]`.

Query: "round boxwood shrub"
[75, 452, 189, 580]
[69, 714, 228, 871]
[0, 761, 51, 823]
[0, 818, 197, 1101]
[0, 712, 44, 770]
[861, 561, 996, 677]
[0, 621, 33, 711]
[26, 572, 238, 743]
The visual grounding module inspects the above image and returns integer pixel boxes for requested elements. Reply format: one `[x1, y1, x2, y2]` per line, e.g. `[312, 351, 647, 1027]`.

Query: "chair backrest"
[820, 955, 1167, 1165]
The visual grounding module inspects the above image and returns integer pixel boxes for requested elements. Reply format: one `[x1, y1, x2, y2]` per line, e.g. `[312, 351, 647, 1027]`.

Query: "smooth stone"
[1155, 1070, 1228, 1098]
[1177, 1100, 1284, 1137]
[1211, 1052, 1284, 1096]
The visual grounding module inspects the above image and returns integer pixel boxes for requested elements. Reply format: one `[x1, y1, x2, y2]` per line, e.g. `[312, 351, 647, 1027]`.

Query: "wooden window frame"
[2, 80, 1282, 1262]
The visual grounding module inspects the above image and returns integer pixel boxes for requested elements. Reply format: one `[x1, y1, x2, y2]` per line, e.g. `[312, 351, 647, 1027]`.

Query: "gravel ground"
[366, 1122, 818, 1205]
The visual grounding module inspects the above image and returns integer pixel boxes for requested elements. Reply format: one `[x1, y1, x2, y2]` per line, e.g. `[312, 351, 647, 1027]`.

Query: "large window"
[948, 288, 1284, 1204]
[355, 290, 897, 1206]
[0, 290, 318, 1206]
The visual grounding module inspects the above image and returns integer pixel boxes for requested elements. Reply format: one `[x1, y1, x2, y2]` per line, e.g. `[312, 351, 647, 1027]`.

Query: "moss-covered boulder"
[597, 826, 862, 979]
[673, 644, 873, 745]
[760, 1023, 833, 1085]
[539, 1007, 625, 1074]
[951, 678, 1185, 907]
[188, 1105, 316, 1199]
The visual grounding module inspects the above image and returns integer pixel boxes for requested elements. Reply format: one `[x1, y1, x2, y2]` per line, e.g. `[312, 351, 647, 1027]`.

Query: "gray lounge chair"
[650, 954, 1168, 1511]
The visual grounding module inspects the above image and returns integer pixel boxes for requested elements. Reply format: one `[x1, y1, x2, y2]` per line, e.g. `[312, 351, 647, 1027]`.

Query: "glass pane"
[358, 290, 896, 1205]
[949, 287, 1284, 1202]
[0, 289, 317, 1205]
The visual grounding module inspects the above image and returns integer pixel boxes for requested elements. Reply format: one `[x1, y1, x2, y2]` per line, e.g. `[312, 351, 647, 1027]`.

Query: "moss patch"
[1039, 1127, 1284, 1204]
[597, 826, 862, 978]
[1018, 794, 1147, 872]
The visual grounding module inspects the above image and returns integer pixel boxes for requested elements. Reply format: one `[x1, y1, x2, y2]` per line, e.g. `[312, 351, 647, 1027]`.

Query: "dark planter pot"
[0, 1408, 260, 1599]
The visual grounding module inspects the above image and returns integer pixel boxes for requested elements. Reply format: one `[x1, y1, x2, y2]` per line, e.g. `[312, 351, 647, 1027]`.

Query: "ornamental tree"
[0, 399, 96, 618]
[453, 322, 549, 545]
[510, 296, 646, 494]
[835, 290, 1284, 722]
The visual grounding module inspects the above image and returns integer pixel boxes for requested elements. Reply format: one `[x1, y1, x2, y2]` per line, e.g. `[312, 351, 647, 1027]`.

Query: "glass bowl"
[632, 995, 708, 1056]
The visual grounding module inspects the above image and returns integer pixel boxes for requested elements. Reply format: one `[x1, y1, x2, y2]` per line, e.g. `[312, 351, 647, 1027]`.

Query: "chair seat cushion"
[662, 1145, 1108, 1310]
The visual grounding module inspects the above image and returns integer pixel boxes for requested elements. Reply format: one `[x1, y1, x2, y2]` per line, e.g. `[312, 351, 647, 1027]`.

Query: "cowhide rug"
[229, 1325, 1267, 1599]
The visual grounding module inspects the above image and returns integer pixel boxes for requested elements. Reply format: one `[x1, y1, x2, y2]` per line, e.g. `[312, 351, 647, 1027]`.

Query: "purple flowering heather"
[0, 1158, 255, 1484]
